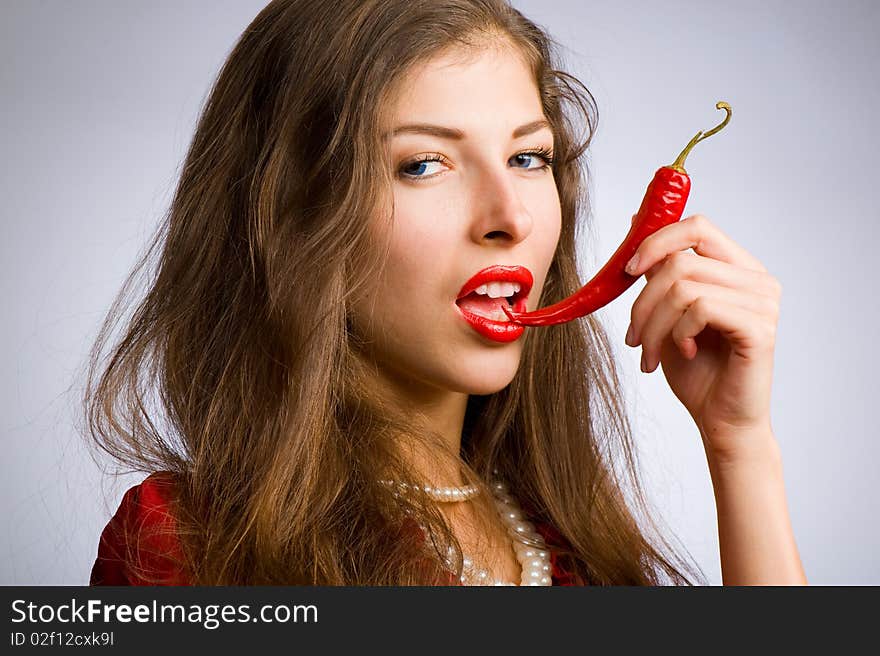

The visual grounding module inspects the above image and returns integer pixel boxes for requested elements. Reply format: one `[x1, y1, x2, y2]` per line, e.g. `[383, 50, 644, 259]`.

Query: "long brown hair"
[82, 0, 706, 585]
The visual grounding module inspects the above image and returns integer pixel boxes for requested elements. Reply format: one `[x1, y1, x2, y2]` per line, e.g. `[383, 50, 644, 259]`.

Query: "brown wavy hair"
[81, 0, 706, 585]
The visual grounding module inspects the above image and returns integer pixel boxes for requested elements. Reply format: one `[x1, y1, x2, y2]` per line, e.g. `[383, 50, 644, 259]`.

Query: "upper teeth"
[475, 282, 521, 298]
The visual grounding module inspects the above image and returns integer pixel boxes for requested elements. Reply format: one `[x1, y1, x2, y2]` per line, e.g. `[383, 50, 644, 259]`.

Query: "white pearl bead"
[413, 476, 553, 586]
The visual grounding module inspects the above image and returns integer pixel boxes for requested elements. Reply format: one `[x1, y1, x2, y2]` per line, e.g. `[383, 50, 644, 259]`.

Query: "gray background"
[2, 0, 877, 585]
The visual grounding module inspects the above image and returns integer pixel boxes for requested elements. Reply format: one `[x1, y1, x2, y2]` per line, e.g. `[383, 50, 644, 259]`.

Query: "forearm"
[706, 434, 808, 586]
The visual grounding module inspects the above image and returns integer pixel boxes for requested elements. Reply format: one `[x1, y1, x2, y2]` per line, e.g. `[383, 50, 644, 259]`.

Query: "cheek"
[534, 189, 562, 250]
[355, 213, 456, 329]
[385, 203, 458, 279]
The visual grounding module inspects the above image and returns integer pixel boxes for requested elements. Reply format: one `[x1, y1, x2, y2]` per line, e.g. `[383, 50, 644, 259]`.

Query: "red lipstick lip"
[453, 265, 533, 343]
[455, 265, 534, 301]
[453, 303, 525, 343]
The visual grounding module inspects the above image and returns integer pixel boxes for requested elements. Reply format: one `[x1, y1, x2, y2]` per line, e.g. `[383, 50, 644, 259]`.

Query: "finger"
[626, 214, 768, 279]
[637, 281, 779, 371]
[667, 296, 778, 368]
[627, 252, 782, 346]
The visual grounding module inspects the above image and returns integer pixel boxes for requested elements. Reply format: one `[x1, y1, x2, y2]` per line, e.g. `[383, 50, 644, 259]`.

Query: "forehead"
[382, 46, 544, 133]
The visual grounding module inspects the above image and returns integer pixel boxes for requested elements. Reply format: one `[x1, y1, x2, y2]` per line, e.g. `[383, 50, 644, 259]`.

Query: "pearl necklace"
[451, 477, 552, 586]
[383, 474, 553, 586]
[378, 478, 481, 502]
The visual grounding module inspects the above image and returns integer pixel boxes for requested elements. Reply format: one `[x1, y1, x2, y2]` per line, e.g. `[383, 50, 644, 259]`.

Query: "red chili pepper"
[503, 101, 732, 327]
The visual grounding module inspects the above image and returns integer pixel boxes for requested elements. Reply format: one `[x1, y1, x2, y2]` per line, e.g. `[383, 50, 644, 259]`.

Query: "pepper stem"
[669, 101, 732, 173]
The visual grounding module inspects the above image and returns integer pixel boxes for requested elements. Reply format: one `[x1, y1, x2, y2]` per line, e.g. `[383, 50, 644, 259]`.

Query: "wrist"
[702, 432, 806, 585]
[702, 426, 783, 480]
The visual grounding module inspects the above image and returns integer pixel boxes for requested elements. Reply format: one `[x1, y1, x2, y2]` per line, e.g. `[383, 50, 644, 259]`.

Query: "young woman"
[86, 0, 807, 586]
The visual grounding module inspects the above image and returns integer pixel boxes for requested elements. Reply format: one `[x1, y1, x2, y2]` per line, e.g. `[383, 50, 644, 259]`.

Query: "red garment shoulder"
[90, 474, 587, 586]
[532, 520, 589, 586]
[90, 471, 190, 586]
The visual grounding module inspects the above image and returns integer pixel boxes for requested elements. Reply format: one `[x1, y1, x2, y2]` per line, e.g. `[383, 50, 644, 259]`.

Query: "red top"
[90, 472, 587, 586]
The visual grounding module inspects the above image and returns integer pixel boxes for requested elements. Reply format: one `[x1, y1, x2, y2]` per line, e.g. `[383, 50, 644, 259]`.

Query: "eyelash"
[398, 146, 555, 182]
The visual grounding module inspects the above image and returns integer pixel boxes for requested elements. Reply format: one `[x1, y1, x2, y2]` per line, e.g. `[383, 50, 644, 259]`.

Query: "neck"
[373, 364, 470, 488]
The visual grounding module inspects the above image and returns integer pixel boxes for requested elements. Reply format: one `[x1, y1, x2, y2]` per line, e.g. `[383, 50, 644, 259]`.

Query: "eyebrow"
[384, 119, 551, 141]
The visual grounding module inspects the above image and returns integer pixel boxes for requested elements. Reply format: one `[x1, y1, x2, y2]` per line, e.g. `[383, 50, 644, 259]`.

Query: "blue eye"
[399, 155, 447, 179]
[398, 146, 555, 182]
[510, 147, 555, 171]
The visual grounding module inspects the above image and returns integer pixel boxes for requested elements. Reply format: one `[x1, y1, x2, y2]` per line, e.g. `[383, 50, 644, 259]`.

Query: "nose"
[468, 165, 534, 246]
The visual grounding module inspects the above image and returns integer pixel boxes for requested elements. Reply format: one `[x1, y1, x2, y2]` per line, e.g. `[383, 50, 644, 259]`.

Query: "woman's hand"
[623, 214, 782, 465]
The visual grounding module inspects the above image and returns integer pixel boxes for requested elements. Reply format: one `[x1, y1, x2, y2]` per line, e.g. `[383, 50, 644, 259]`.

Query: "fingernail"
[625, 323, 634, 346]
[625, 253, 640, 275]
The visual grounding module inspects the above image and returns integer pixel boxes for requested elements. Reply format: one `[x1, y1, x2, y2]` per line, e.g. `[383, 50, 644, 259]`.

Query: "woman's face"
[351, 46, 561, 398]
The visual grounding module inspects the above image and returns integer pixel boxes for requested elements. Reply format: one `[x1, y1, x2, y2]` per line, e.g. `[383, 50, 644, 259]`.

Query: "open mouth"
[453, 266, 532, 342]
[454, 287, 528, 322]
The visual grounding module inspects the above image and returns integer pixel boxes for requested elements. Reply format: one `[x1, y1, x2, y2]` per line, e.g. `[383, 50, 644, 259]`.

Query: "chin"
[450, 351, 522, 395]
